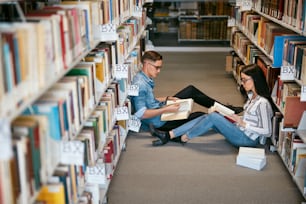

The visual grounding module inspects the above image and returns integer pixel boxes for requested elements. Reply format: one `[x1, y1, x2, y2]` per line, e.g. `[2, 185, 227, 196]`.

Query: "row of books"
[278, 128, 302, 171]
[254, 0, 306, 31]
[197, 1, 234, 16]
[280, 36, 306, 84]
[179, 18, 229, 40]
[0, 2, 144, 203]
[0, 1, 147, 203]
[277, 125, 306, 194]
[231, 29, 279, 92]
[235, 10, 298, 63]
[236, 8, 306, 82]
[0, 42, 141, 203]
[59, 0, 145, 26]
[272, 78, 306, 128]
[176, 1, 233, 16]
[0, 1, 146, 121]
[233, 12, 306, 83]
[0, 5, 88, 120]
[0, 88, 126, 204]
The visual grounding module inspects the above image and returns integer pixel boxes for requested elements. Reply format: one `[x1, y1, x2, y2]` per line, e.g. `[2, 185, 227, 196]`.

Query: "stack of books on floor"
[236, 147, 266, 171]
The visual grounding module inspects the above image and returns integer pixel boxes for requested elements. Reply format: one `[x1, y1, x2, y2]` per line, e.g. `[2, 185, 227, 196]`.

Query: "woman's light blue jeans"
[172, 112, 259, 147]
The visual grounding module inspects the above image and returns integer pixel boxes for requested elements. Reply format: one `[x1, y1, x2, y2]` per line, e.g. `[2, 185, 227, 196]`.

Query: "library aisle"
[107, 51, 304, 204]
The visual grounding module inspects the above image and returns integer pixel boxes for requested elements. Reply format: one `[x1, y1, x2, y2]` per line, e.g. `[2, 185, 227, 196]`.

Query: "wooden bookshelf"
[229, 0, 306, 199]
[178, 15, 229, 42]
[150, 1, 234, 46]
[0, 0, 147, 203]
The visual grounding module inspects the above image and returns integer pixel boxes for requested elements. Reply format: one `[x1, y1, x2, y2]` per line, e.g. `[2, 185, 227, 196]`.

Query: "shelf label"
[60, 141, 84, 166]
[240, 0, 252, 11]
[228, 18, 235, 27]
[301, 85, 306, 101]
[280, 65, 295, 80]
[128, 115, 141, 132]
[133, 6, 143, 17]
[0, 119, 13, 160]
[236, 0, 242, 6]
[98, 23, 116, 33]
[93, 24, 118, 41]
[86, 163, 106, 185]
[115, 106, 129, 120]
[114, 64, 129, 79]
[128, 84, 139, 96]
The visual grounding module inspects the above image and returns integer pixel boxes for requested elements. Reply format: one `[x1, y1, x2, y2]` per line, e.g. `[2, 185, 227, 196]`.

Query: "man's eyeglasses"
[146, 62, 162, 70]
[241, 77, 252, 84]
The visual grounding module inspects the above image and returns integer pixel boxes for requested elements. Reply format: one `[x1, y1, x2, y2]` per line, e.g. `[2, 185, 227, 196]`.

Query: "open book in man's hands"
[208, 102, 235, 123]
[161, 98, 194, 121]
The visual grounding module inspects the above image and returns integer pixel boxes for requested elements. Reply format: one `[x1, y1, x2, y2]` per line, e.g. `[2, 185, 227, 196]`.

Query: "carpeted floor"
[107, 51, 305, 204]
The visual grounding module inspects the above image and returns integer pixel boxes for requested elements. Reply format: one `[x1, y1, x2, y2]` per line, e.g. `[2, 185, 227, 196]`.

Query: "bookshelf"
[0, 0, 147, 203]
[149, 0, 234, 46]
[178, 15, 229, 42]
[228, 0, 306, 199]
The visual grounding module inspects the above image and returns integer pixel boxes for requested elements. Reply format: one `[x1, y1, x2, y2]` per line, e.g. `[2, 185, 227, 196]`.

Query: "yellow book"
[36, 183, 65, 204]
[85, 54, 106, 83]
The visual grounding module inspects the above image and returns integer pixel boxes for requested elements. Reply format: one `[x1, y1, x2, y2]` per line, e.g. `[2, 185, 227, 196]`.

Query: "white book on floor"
[236, 147, 266, 171]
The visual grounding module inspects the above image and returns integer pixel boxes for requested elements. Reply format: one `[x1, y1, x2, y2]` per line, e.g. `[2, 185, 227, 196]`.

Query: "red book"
[283, 96, 306, 128]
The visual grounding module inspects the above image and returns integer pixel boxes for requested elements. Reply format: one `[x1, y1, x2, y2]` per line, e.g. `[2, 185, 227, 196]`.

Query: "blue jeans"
[174, 112, 259, 147]
[172, 116, 206, 136]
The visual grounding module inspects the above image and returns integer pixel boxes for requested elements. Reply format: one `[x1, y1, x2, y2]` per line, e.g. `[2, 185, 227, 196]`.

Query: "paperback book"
[161, 98, 193, 121]
[208, 102, 235, 123]
[236, 147, 266, 171]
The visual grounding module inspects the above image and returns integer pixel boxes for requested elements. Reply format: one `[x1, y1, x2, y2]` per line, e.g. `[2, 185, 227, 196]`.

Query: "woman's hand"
[229, 114, 246, 127]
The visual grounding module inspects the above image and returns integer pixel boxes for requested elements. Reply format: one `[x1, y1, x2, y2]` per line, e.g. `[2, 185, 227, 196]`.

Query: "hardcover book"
[236, 147, 266, 171]
[161, 98, 194, 121]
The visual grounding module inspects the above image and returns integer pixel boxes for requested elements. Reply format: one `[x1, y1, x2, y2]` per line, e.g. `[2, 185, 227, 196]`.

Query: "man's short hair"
[141, 51, 163, 63]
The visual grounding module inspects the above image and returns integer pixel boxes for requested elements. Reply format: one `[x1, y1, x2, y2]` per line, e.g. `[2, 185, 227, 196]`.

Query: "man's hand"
[163, 103, 180, 113]
[166, 96, 179, 101]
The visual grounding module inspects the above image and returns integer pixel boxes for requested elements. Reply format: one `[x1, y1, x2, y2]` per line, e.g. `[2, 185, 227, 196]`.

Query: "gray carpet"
[107, 51, 305, 204]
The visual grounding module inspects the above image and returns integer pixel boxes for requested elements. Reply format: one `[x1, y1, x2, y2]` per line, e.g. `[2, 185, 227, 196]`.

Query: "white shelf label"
[128, 115, 141, 132]
[99, 23, 116, 33]
[0, 119, 12, 160]
[280, 65, 295, 80]
[60, 141, 84, 166]
[133, 6, 143, 17]
[114, 64, 129, 79]
[86, 164, 106, 185]
[228, 18, 235, 27]
[115, 106, 129, 120]
[240, 0, 252, 11]
[128, 84, 139, 96]
[93, 24, 118, 41]
[301, 85, 306, 101]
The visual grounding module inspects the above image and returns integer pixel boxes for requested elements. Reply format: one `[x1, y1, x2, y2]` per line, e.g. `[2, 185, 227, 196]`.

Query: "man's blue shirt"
[130, 71, 166, 130]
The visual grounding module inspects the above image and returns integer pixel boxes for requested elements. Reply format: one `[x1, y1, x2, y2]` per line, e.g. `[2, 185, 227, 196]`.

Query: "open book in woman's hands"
[161, 98, 194, 121]
[208, 102, 236, 123]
